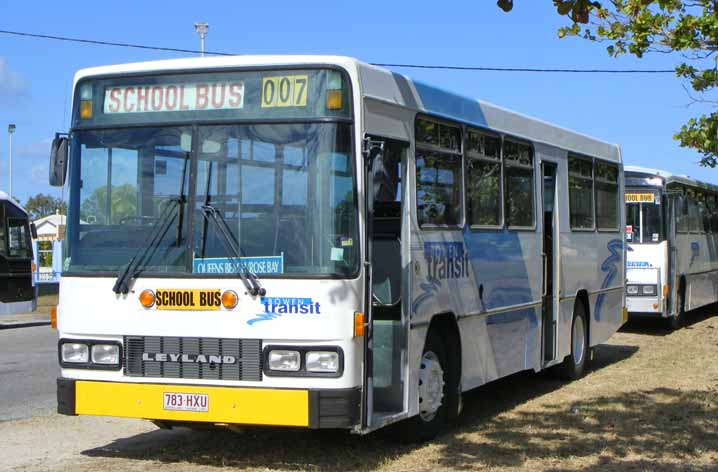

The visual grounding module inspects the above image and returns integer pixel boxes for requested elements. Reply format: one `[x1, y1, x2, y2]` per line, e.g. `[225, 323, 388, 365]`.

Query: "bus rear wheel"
[398, 330, 448, 442]
[554, 301, 588, 380]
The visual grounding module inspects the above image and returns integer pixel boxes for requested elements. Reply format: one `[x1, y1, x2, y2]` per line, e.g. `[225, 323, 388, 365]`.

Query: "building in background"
[32, 212, 64, 284]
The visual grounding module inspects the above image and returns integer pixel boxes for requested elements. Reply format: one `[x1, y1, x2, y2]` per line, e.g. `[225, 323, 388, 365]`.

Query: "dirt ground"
[3, 308, 717, 472]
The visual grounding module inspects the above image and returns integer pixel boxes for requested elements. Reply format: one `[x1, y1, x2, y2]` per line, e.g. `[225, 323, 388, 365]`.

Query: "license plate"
[163, 392, 209, 412]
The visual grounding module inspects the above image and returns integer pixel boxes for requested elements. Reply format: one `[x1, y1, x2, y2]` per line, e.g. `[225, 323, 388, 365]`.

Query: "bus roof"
[0, 191, 29, 215]
[625, 165, 718, 192]
[74, 55, 621, 163]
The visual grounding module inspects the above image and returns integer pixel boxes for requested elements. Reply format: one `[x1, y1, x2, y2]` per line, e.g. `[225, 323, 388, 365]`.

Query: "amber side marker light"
[354, 312, 365, 337]
[221, 290, 239, 309]
[79, 100, 93, 119]
[139, 289, 156, 308]
[326, 90, 342, 110]
[663, 284, 669, 297]
[50, 306, 58, 329]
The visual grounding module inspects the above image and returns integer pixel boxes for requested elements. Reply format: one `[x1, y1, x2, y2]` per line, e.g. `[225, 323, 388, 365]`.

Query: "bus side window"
[504, 139, 534, 228]
[568, 154, 594, 230]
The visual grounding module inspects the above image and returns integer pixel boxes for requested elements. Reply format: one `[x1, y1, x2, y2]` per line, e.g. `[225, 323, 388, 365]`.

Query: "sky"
[1, 0, 716, 205]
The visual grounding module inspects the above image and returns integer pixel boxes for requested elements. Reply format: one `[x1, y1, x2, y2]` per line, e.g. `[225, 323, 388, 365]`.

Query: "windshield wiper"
[199, 204, 266, 297]
[112, 197, 184, 294]
[113, 154, 189, 295]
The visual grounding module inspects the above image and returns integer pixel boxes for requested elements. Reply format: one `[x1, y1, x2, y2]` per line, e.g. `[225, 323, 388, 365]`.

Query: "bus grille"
[123, 336, 262, 382]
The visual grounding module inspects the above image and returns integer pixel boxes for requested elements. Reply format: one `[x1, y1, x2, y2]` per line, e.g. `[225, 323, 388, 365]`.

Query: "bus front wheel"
[398, 330, 449, 442]
[666, 283, 685, 331]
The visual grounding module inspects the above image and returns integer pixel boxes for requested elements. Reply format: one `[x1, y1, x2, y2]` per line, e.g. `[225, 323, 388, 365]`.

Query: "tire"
[665, 284, 685, 331]
[398, 330, 449, 442]
[554, 301, 589, 380]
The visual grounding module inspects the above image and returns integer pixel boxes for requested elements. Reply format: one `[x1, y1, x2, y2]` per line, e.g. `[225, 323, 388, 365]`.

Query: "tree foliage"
[80, 184, 137, 225]
[24, 193, 66, 219]
[497, 0, 718, 167]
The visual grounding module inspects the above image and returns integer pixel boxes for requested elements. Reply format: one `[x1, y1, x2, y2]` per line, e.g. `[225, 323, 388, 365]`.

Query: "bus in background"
[0, 191, 36, 315]
[625, 166, 718, 329]
[51, 56, 626, 441]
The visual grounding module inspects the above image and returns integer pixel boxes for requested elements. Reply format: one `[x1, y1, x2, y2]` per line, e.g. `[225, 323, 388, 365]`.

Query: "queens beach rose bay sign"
[103, 81, 245, 114]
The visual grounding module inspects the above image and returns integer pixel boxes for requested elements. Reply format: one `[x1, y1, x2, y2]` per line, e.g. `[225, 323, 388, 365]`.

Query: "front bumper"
[57, 378, 359, 429]
[626, 296, 662, 315]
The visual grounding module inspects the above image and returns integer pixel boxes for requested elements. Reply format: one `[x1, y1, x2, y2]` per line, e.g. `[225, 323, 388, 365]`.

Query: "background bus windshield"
[626, 190, 663, 243]
[65, 122, 358, 277]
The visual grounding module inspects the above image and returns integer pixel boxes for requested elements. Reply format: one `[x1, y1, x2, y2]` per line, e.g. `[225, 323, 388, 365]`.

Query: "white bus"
[625, 166, 718, 329]
[52, 56, 626, 440]
[0, 191, 36, 315]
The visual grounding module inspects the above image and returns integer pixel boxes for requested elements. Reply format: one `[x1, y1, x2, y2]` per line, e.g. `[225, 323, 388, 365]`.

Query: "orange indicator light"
[326, 90, 342, 110]
[50, 306, 58, 329]
[221, 290, 239, 309]
[139, 289, 155, 308]
[354, 312, 365, 337]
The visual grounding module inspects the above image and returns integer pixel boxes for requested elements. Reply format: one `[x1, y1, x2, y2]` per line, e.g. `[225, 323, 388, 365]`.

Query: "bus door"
[541, 161, 559, 364]
[362, 136, 409, 430]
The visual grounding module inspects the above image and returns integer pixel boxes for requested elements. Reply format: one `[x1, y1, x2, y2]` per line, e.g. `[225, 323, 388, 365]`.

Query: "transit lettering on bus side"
[104, 82, 244, 114]
[423, 242, 470, 280]
[153, 289, 222, 311]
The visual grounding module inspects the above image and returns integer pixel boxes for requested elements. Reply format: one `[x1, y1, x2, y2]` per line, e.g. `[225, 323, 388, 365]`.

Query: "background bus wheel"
[554, 301, 588, 380]
[398, 330, 448, 442]
[666, 284, 685, 331]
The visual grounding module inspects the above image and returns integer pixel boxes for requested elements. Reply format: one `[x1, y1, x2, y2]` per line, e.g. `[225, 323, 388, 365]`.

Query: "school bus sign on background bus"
[625, 193, 657, 203]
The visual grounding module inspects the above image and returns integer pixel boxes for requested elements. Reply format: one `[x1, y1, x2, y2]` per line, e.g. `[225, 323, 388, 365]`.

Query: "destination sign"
[625, 193, 656, 203]
[104, 81, 244, 114]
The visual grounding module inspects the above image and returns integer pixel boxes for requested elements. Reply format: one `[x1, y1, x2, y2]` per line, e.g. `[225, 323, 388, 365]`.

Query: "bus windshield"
[65, 122, 358, 277]
[625, 189, 663, 243]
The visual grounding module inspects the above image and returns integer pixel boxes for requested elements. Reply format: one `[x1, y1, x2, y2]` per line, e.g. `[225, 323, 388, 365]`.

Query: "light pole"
[194, 22, 208, 57]
[7, 124, 15, 199]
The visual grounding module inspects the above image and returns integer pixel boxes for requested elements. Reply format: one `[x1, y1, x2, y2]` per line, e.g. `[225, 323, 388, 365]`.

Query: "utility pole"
[194, 23, 209, 57]
[7, 124, 15, 199]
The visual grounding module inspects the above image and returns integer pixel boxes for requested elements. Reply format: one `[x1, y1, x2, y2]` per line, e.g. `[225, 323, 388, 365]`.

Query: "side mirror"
[30, 223, 38, 240]
[49, 135, 69, 187]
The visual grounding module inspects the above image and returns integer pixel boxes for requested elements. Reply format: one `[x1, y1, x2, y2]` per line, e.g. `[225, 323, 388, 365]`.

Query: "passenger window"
[415, 118, 463, 228]
[504, 140, 534, 228]
[595, 161, 619, 230]
[675, 189, 689, 233]
[568, 155, 594, 229]
[687, 189, 701, 233]
[466, 129, 501, 227]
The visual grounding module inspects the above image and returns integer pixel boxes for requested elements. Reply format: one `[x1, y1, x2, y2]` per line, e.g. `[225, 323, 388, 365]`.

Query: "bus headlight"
[91, 344, 120, 365]
[626, 285, 639, 295]
[267, 350, 301, 372]
[642, 285, 657, 296]
[61, 343, 89, 363]
[306, 351, 339, 373]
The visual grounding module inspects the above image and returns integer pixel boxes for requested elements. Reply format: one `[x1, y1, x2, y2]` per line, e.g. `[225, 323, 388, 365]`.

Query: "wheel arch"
[575, 289, 591, 346]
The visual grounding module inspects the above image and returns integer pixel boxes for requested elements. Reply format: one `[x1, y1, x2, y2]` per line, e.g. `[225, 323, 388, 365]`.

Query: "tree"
[80, 184, 137, 225]
[497, 0, 718, 167]
[25, 193, 66, 219]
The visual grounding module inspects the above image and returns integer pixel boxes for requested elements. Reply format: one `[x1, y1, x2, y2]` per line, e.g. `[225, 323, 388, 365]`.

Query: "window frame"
[594, 159, 620, 232]
[414, 115, 465, 231]
[568, 153, 596, 232]
[465, 127, 504, 230]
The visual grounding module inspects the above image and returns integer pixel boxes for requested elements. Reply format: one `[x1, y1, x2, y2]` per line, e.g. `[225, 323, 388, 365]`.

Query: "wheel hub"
[572, 314, 585, 365]
[418, 351, 444, 422]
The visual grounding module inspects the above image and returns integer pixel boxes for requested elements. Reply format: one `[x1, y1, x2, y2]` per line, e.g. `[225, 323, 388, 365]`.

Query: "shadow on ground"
[79, 343, 653, 470]
[621, 302, 717, 337]
[434, 385, 718, 470]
